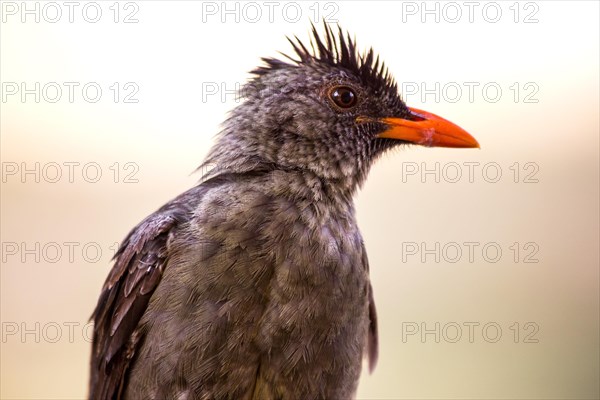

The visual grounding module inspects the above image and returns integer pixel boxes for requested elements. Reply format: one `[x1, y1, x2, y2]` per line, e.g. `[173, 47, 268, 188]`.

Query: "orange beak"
[376, 107, 479, 148]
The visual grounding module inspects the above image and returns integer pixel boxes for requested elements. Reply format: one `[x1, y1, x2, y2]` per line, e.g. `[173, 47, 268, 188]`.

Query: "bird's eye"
[328, 86, 358, 110]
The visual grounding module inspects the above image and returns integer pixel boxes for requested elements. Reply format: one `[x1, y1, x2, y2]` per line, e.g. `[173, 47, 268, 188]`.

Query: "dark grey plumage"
[89, 24, 421, 399]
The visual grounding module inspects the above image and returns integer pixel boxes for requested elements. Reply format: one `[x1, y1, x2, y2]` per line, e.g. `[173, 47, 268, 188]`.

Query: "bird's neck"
[201, 156, 365, 205]
[200, 122, 371, 202]
[203, 160, 357, 207]
[271, 168, 358, 206]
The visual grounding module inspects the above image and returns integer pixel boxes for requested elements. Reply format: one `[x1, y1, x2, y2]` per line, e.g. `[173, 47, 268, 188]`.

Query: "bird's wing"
[367, 281, 379, 372]
[362, 242, 379, 373]
[89, 188, 199, 400]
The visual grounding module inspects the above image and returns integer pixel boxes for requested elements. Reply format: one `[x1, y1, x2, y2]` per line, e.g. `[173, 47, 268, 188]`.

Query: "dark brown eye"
[329, 86, 357, 109]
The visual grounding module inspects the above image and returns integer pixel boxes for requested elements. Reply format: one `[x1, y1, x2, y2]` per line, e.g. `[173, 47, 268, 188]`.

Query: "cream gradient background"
[1, 1, 598, 399]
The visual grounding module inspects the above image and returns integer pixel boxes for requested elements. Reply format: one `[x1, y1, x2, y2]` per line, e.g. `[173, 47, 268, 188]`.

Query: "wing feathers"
[89, 190, 198, 399]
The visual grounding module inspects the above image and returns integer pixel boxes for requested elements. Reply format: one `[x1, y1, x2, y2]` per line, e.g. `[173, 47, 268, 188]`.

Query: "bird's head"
[202, 24, 479, 196]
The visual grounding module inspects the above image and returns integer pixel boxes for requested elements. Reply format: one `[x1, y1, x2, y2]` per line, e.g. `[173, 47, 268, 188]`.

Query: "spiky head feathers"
[253, 23, 400, 104]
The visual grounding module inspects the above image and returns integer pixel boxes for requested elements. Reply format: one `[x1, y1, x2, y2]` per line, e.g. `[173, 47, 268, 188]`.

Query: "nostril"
[407, 111, 427, 122]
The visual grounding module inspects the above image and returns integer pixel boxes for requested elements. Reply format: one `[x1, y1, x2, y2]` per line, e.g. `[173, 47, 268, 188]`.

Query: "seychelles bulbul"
[89, 24, 479, 400]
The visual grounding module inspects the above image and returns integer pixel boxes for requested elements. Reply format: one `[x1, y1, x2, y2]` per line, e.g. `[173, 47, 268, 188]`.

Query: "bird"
[89, 23, 479, 400]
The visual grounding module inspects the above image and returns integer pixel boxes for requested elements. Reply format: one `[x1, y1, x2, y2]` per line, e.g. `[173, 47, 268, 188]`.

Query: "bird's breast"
[130, 182, 370, 397]
[252, 198, 370, 381]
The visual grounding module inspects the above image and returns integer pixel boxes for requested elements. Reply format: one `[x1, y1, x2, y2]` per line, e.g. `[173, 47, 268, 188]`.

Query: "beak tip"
[468, 138, 481, 149]
[470, 136, 481, 149]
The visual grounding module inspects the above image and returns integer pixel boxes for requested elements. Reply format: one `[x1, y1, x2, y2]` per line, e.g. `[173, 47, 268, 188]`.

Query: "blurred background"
[1, 1, 598, 399]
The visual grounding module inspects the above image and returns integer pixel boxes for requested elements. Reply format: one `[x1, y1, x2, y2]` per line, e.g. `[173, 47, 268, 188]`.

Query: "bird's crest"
[253, 23, 397, 93]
